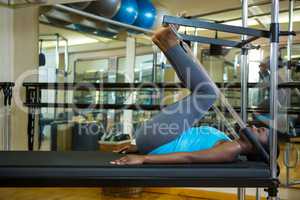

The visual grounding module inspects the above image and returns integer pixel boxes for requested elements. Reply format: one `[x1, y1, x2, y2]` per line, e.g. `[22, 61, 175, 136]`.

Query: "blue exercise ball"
[85, 0, 121, 18]
[134, 0, 156, 29]
[113, 0, 138, 25]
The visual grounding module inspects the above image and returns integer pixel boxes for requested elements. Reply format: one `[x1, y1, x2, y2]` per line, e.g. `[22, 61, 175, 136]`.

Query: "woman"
[111, 25, 269, 165]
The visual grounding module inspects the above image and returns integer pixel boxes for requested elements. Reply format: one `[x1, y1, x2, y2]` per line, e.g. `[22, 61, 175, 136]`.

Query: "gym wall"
[0, 5, 39, 150]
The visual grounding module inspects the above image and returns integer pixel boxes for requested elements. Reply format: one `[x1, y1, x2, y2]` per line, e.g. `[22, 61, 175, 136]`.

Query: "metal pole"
[239, 1, 248, 199]
[54, 34, 59, 119]
[2, 86, 12, 151]
[286, 0, 294, 111]
[269, 0, 280, 199]
[256, 188, 261, 200]
[63, 38, 69, 117]
[3, 106, 11, 151]
[237, 188, 246, 200]
[64, 39, 69, 74]
[55, 34, 59, 70]
[241, 0, 248, 123]
[287, 0, 294, 71]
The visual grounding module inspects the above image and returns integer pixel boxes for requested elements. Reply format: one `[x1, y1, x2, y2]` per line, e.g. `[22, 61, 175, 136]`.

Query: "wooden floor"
[0, 188, 210, 200]
[278, 143, 300, 188]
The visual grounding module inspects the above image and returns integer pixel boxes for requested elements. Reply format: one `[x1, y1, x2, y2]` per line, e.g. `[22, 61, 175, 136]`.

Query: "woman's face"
[250, 126, 269, 145]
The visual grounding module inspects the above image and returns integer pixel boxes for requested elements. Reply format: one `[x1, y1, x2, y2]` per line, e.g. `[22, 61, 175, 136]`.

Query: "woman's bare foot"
[152, 25, 179, 53]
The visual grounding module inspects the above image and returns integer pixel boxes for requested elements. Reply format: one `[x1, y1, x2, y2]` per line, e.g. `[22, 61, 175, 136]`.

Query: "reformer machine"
[0, 1, 294, 199]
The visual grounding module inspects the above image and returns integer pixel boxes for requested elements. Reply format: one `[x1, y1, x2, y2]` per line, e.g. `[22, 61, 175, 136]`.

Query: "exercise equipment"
[53, 4, 154, 35]
[85, 0, 121, 18]
[0, 151, 274, 188]
[112, 0, 138, 25]
[163, 1, 290, 197]
[282, 0, 300, 187]
[0, 82, 14, 151]
[38, 34, 69, 72]
[153, 8, 170, 29]
[165, 18, 270, 164]
[134, 0, 156, 29]
[38, 40, 46, 66]
[0, 2, 289, 199]
[239, 0, 249, 197]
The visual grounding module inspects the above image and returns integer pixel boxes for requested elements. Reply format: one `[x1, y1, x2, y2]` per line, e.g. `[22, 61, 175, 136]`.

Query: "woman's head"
[238, 125, 269, 156]
[249, 126, 269, 146]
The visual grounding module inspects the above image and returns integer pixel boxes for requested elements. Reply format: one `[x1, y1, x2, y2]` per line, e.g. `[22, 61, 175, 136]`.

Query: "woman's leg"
[136, 38, 219, 154]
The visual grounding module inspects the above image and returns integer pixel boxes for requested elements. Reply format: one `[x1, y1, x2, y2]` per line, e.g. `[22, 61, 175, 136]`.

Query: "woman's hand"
[110, 155, 145, 165]
[113, 144, 138, 154]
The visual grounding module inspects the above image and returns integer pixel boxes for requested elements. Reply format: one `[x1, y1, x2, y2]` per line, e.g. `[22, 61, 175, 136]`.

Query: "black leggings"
[135, 44, 218, 154]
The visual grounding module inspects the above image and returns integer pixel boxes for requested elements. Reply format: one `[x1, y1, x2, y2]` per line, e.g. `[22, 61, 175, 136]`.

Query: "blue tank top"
[149, 126, 231, 155]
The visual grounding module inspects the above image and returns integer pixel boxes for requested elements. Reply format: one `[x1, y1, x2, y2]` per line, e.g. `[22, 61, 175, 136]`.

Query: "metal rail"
[22, 82, 300, 89]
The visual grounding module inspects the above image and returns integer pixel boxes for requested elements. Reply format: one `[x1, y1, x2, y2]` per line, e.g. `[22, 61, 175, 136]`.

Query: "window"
[248, 49, 264, 83]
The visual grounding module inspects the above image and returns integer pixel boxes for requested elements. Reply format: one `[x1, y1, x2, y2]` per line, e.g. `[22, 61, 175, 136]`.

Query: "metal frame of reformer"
[15, 82, 279, 194]
[162, 16, 295, 49]
[283, 0, 300, 188]
[0, 151, 276, 188]
[0, 82, 14, 151]
[163, 0, 285, 198]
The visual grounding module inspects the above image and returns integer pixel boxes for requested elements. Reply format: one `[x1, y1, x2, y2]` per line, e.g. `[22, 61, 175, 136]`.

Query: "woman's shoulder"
[190, 126, 220, 132]
[189, 126, 228, 137]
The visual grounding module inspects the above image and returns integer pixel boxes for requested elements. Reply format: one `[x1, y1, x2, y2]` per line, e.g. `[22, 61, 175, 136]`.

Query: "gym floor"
[0, 187, 299, 200]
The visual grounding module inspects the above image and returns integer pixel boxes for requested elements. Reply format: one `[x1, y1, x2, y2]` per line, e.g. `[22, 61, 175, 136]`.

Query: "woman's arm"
[111, 141, 242, 165]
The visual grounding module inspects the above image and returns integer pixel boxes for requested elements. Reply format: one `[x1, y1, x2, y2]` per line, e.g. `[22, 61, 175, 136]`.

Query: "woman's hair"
[247, 130, 280, 162]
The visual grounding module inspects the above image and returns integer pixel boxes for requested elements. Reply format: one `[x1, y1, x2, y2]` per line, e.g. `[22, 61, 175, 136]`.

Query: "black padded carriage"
[0, 151, 275, 187]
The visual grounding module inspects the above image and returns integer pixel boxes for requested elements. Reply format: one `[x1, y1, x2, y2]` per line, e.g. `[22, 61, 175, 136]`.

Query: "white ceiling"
[152, 0, 242, 16]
